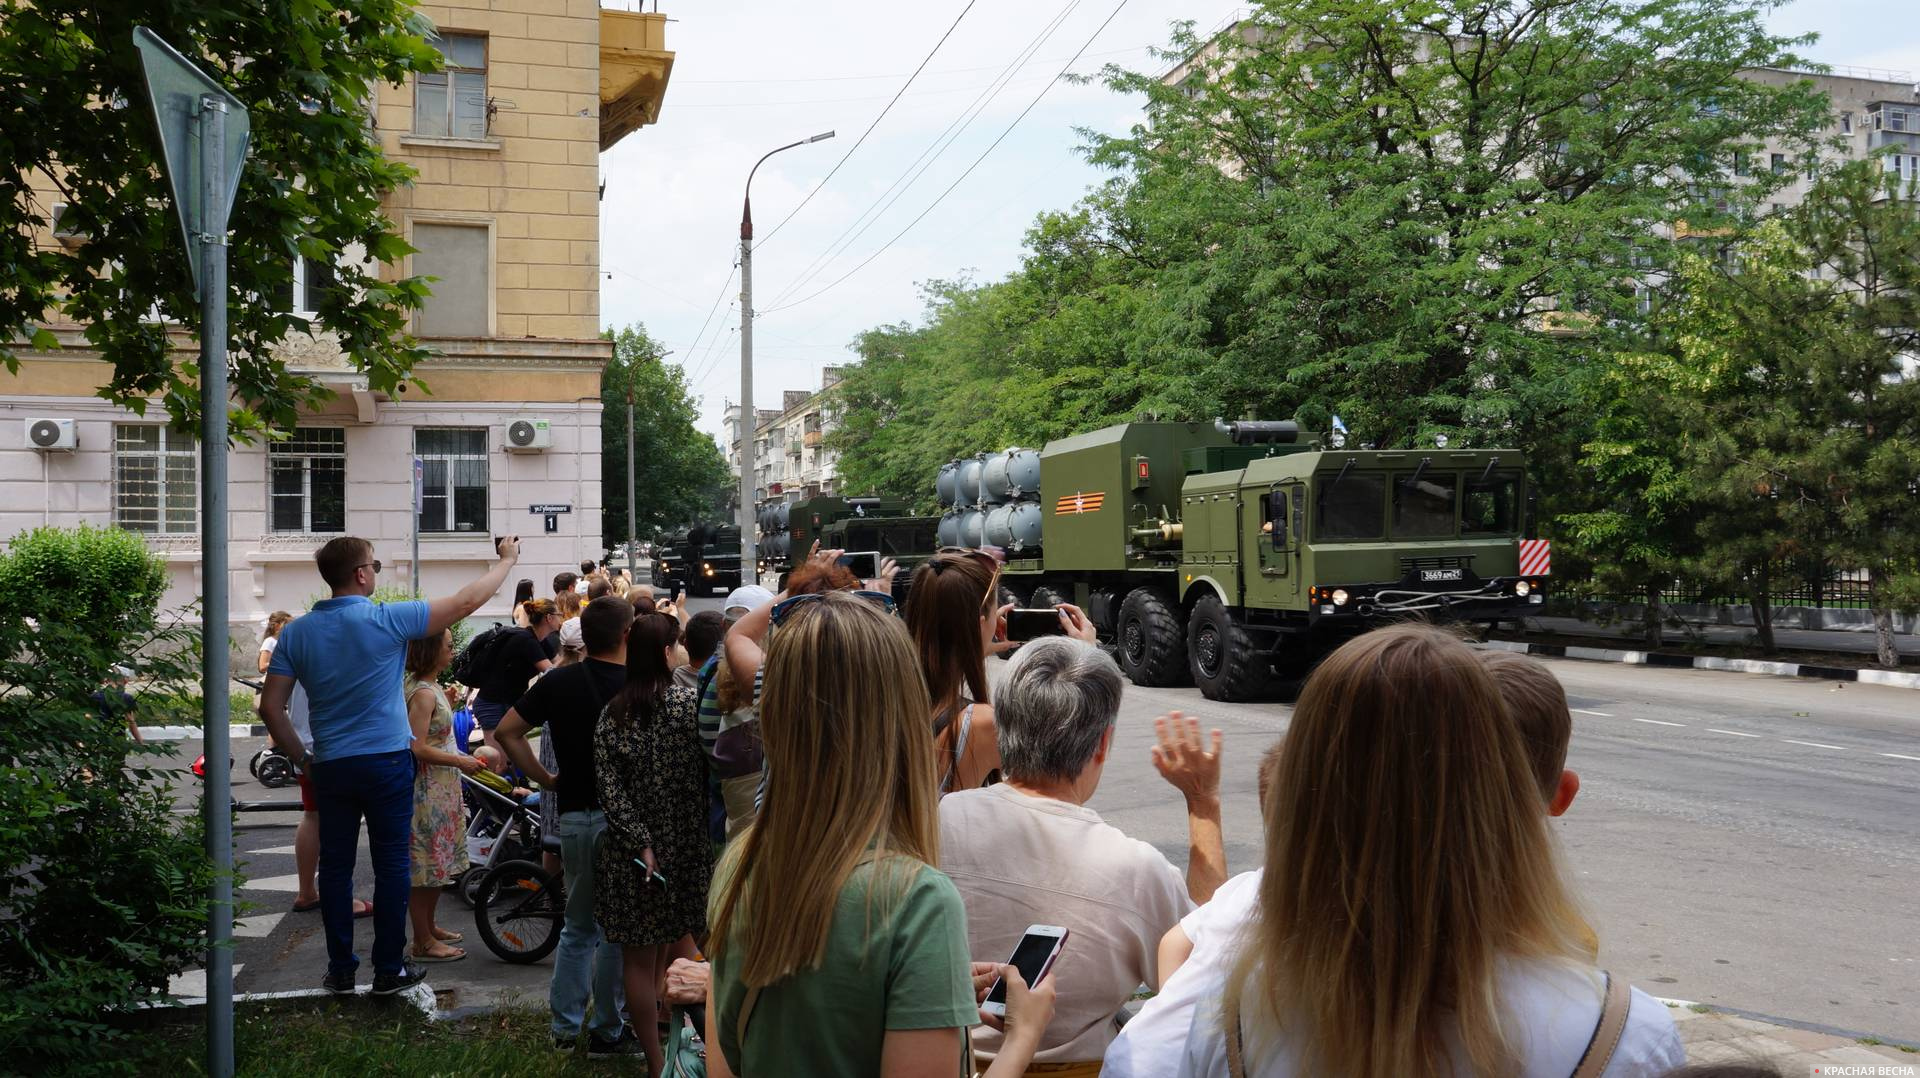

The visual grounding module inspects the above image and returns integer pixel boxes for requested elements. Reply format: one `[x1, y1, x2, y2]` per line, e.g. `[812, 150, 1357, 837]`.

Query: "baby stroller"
[452, 772, 544, 908]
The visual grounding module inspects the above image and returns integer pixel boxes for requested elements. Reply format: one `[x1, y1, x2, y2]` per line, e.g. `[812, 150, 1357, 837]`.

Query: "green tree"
[600, 326, 731, 550]
[1656, 164, 1920, 667]
[0, 1, 444, 438]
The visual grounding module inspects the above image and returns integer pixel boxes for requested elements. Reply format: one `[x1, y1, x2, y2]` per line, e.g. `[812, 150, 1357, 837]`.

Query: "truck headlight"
[1514, 580, 1531, 597]
[1331, 588, 1350, 606]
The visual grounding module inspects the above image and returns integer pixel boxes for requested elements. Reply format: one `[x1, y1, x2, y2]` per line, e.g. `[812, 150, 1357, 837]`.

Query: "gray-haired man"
[938, 636, 1226, 1069]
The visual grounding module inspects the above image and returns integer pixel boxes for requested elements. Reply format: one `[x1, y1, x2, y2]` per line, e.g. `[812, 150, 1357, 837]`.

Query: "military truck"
[652, 522, 742, 597]
[935, 420, 1547, 700]
[758, 494, 940, 596]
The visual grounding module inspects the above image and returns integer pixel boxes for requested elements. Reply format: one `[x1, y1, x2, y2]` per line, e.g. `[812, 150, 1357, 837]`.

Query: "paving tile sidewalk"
[1671, 1002, 1919, 1071]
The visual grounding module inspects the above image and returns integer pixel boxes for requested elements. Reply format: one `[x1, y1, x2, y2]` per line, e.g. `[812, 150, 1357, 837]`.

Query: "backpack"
[449, 622, 513, 691]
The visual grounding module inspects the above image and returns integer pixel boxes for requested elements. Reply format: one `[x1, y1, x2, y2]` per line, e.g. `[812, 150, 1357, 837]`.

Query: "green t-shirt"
[710, 855, 978, 1076]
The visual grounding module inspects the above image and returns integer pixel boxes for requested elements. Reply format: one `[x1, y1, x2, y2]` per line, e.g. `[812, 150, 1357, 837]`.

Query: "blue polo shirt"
[268, 595, 430, 762]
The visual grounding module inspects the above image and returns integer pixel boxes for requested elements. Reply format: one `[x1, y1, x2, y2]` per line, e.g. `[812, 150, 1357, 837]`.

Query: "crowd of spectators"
[256, 536, 1706, 1077]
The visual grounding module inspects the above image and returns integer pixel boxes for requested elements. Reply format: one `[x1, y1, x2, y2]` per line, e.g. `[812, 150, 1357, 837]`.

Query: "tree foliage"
[0, 526, 212, 1072]
[0, 0, 444, 438]
[600, 325, 733, 548]
[831, 0, 1823, 513]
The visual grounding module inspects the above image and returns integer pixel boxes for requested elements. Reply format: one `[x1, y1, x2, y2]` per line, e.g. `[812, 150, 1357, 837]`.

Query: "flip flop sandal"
[352, 901, 375, 919]
[410, 948, 466, 964]
[432, 929, 464, 943]
[291, 899, 321, 913]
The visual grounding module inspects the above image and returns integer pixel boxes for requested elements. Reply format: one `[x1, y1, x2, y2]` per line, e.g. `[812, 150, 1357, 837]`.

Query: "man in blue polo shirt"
[259, 534, 521, 996]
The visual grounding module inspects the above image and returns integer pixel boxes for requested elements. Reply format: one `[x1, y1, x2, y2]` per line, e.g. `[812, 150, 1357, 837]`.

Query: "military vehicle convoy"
[932, 420, 1548, 700]
[757, 495, 940, 597]
[651, 522, 743, 597]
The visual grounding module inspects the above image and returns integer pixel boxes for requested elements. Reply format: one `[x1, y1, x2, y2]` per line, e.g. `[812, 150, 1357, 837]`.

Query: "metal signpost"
[412, 456, 424, 595]
[134, 27, 250, 1078]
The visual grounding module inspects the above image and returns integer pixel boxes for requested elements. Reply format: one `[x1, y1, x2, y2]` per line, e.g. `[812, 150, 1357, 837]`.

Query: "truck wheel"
[998, 581, 1031, 609]
[1188, 594, 1270, 702]
[1029, 585, 1069, 609]
[1116, 587, 1190, 687]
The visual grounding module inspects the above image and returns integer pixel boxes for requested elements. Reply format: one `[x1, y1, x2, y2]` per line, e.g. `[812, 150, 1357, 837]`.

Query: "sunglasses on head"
[769, 589, 898, 626]
[934, 546, 1004, 571]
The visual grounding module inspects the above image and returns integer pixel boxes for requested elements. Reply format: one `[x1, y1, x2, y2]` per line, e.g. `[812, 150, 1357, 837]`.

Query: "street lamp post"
[625, 348, 671, 579]
[739, 130, 833, 581]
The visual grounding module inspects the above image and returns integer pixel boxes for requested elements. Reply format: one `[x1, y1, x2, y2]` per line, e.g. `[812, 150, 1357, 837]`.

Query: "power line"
[669, 74, 1057, 111]
[761, 0, 1084, 312]
[761, 0, 1135, 318]
[674, 45, 1148, 85]
[755, 0, 978, 249]
[675, 260, 738, 383]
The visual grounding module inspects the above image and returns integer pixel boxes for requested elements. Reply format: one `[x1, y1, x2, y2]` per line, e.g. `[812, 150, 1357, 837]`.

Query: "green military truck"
[941, 420, 1547, 700]
[758, 494, 940, 596]
[652, 522, 743, 597]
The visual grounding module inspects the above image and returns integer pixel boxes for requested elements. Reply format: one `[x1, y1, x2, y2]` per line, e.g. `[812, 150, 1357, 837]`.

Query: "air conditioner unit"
[504, 417, 551, 451]
[26, 418, 77, 451]
[50, 203, 87, 248]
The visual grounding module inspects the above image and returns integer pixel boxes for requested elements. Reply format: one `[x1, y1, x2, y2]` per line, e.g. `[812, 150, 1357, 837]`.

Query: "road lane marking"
[1707, 728, 1761, 738]
[1571, 708, 1614, 717]
[1879, 752, 1920, 762]
[1632, 718, 1685, 727]
[1781, 739, 1845, 751]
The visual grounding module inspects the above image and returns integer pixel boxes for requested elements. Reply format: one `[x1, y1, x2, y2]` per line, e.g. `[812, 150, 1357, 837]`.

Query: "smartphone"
[982, 924, 1068, 1016]
[1005, 608, 1067, 643]
[837, 551, 881, 579]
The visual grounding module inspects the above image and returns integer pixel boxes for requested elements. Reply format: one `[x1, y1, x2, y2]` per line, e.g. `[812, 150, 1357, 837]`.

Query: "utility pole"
[625, 376, 636, 578]
[738, 131, 833, 582]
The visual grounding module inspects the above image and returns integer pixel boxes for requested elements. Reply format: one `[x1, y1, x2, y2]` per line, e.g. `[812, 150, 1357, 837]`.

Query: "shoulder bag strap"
[734, 848, 885, 1070]
[1570, 971, 1631, 1078]
[1226, 1007, 1248, 1078]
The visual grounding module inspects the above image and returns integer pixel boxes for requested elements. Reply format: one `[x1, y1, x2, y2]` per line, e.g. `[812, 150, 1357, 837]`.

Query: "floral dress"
[594, 684, 712, 947]
[408, 675, 470, 887]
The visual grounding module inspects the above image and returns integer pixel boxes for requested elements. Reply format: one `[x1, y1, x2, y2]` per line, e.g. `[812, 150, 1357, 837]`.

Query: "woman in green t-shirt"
[705, 590, 1055, 1077]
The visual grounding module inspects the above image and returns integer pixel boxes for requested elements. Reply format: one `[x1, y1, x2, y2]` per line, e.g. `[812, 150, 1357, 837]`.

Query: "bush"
[0, 526, 213, 1073]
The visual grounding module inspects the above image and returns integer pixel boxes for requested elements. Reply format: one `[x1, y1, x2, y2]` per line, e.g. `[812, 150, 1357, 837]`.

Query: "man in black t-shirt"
[472, 599, 558, 752]
[496, 596, 635, 1056]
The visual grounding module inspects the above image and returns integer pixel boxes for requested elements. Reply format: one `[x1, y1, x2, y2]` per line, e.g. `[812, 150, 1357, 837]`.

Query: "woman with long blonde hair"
[1177, 624, 1680, 1078]
[704, 592, 1056, 1078]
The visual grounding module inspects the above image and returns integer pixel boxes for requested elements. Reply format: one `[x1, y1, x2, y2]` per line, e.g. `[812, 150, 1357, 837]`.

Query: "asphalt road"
[165, 603, 1918, 1038]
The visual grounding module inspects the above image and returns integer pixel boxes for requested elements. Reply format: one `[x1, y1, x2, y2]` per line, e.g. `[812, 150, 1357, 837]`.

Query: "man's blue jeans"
[309, 748, 415, 977]
[551, 809, 624, 1039]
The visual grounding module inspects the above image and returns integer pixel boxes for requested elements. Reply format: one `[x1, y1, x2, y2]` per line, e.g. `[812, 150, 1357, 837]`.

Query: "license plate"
[1420, 568, 1464, 582]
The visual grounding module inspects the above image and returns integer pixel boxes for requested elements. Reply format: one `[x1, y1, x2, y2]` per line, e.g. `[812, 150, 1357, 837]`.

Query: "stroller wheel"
[458, 866, 488, 908]
[474, 860, 563, 964]
[257, 754, 295, 788]
[248, 749, 268, 780]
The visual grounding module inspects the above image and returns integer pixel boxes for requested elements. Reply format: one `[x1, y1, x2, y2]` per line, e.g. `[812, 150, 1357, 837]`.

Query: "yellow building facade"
[1, 4, 673, 646]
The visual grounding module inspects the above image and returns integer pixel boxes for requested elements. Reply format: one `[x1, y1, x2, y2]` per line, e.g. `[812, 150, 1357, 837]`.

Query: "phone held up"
[836, 551, 882, 579]
[1004, 608, 1068, 643]
[981, 924, 1068, 1017]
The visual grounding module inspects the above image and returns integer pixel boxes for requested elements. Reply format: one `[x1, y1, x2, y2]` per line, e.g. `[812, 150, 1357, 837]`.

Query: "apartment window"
[414, 33, 488, 140]
[1733, 152, 1751, 177]
[1841, 111, 1853, 135]
[412, 223, 490, 336]
[269, 428, 346, 534]
[114, 425, 197, 534]
[416, 428, 488, 534]
[1770, 152, 1787, 175]
[1890, 109, 1909, 133]
[279, 254, 336, 317]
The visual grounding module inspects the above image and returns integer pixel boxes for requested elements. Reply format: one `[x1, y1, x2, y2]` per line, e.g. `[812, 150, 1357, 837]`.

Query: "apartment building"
[723, 365, 849, 509]
[0, 3, 674, 647]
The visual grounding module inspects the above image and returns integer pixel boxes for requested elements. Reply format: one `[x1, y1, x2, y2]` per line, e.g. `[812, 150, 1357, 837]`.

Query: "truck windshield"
[1463, 473, 1521, 535]
[1315, 473, 1385, 540]
[1392, 473, 1457, 538]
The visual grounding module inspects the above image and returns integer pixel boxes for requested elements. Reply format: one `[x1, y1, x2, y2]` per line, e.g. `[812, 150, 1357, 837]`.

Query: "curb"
[139, 723, 265, 741]
[1481, 640, 1920, 691]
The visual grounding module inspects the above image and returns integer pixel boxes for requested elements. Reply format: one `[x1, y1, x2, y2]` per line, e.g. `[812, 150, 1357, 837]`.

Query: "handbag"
[661, 1005, 706, 1078]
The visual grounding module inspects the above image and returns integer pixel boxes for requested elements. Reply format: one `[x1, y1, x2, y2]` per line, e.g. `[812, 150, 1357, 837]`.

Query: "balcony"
[803, 430, 823, 447]
[788, 441, 803, 458]
[600, 10, 675, 151]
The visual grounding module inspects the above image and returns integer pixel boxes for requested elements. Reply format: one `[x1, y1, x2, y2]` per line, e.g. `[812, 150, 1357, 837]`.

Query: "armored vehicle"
[758, 495, 939, 595]
[936, 420, 1547, 700]
[653, 522, 742, 597]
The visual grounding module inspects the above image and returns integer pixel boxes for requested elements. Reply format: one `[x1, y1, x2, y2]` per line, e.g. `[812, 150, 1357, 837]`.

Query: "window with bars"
[414, 33, 488, 140]
[114, 425, 197, 534]
[270, 428, 346, 534]
[416, 428, 488, 533]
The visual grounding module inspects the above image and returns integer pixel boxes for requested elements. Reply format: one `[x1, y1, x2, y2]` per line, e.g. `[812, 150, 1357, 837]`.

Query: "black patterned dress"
[592, 684, 712, 947]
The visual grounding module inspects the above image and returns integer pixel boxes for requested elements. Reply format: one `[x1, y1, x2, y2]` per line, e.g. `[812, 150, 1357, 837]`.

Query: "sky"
[596, 0, 1920, 444]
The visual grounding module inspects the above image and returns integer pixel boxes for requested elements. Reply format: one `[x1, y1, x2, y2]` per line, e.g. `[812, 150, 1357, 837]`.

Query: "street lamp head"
[807, 130, 836, 143]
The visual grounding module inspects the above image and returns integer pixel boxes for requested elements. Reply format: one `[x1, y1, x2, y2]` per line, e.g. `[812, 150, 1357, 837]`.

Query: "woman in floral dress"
[596, 610, 712, 1077]
[405, 630, 483, 962]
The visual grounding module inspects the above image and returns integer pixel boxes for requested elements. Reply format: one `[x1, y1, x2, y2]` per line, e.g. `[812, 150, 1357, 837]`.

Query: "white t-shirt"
[1175, 957, 1685, 1078]
[939, 784, 1192, 1064]
[287, 681, 314, 755]
[1103, 868, 1264, 1078]
[258, 635, 279, 663]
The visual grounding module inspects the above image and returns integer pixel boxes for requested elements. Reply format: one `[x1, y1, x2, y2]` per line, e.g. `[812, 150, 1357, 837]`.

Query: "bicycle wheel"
[473, 859, 562, 964]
